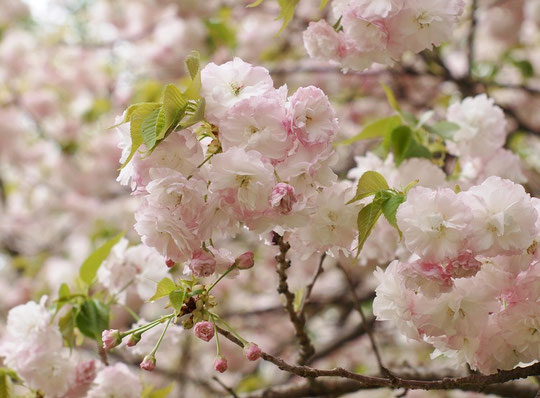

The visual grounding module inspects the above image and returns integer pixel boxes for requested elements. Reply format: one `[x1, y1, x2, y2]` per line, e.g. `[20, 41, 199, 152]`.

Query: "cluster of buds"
[180, 289, 217, 329]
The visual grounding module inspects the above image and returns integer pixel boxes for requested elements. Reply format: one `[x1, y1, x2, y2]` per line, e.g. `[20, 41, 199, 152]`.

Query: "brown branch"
[272, 232, 315, 365]
[217, 326, 540, 394]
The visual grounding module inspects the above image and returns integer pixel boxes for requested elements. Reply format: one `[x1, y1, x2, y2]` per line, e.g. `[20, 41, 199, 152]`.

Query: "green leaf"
[79, 232, 124, 286]
[180, 98, 206, 129]
[75, 299, 110, 342]
[247, 0, 265, 7]
[149, 278, 176, 302]
[121, 103, 162, 168]
[337, 115, 401, 146]
[141, 107, 165, 150]
[511, 59, 534, 79]
[169, 289, 185, 313]
[391, 126, 412, 165]
[320, 0, 329, 9]
[356, 201, 383, 255]
[276, 0, 300, 34]
[184, 52, 202, 100]
[381, 193, 406, 236]
[148, 383, 175, 398]
[59, 308, 77, 349]
[163, 84, 188, 131]
[428, 121, 460, 140]
[348, 171, 389, 204]
[381, 83, 400, 112]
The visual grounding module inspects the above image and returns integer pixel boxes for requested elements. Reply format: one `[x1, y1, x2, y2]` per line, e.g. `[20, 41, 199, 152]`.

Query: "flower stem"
[208, 266, 236, 293]
[150, 316, 173, 356]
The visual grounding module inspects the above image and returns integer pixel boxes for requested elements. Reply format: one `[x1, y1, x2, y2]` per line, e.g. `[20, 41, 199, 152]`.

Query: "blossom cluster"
[118, 57, 363, 276]
[373, 176, 540, 373]
[303, 0, 465, 71]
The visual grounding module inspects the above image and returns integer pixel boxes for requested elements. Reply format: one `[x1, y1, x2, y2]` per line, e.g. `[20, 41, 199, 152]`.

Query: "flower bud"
[208, 138, 221, 155]
[126, 333, 141, 347]
[183, 316, 194, 329]
[101, 329, 121, 351]
[270, 183, 297, 214]
[194, 321, 214, 342]
[189, 250, 216, 278]
[140, 355, 156, 371]
[244, 343, 262, 361]
[214, 356, 228, 373]
[165, 258, 176, 268]
[235, 251, 254, 270]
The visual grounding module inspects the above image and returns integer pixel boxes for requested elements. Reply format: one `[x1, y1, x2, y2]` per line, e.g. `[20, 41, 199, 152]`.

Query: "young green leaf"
[320, 0, 329, 9]
[163, 84, 188, 131]
[180, 98, 206, 129]
[146, 383, 175, 398]
[276, 0, 300, 34]
[381, 193, 406, 237]
[184, 52, 202, 100]
[75, 299, 110, 342]
[247, 0, 265, 7]
[348, 171, 389, 204]
[337, 115, 401, 146]
[356, 201, 383, 255]
[169, 289, 185, 312]
[140, 107, 165, 150]
[121, 102, 162, 168]
[390, 125, 412, 165]
[59, 308, 77, 349]
[0, 372, 11, 398]
[381, 83, 400, 112]
[428, 121, 460, 140]
[149, 278, 177, 302]
[79, 232, 124, 286]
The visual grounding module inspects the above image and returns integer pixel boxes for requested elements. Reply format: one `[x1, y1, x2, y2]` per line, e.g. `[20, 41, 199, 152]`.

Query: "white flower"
[463, 176, 538, 256]
[209, 148, 276, 214]
[446, 94, 506, 159]
[86, 363, 142, 398]
[397, 187, 473, 261]
[201, 57, 274, 123]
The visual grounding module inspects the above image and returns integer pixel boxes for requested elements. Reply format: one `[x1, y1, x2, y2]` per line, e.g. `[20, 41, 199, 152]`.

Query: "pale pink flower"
[303, 20, 347, 63]
[287, 86, 338, 147]
[397, 187, 473, 261]
[446, 95, 506, 159]
[463, 176, 538, 256]
[201, 57, 274, 123]
[189, 249, 216, 278]
[219, 94, 292, 160]
[209, 148, 275, 214]
[194, 321, 215, 342]
[87, 363, 141, 398]
[270, 183, 297, 214]
[342, 10, 389, 52]
[398, 260, 453, 297]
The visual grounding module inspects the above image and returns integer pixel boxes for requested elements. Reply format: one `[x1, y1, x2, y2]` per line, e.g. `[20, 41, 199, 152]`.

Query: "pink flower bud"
[235, 251, 254, 270]
[214, 356, 228, 373]
[101, 329, 121, 351]
[189, 250, 216, 278]
[244, 343, 262, 361]
[165, 258, 176, 268]
[270, 183, 297, 214]
[194, 321, 215, 342]
[140, 354, 156, 371]
[126, 333, 141, 347]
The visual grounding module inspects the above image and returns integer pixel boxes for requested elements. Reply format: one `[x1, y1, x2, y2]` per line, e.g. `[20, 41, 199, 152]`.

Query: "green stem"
[150, 316, 173, 356]
[120, 314, 173, 338]
[211, 314, 222, 356]
[211, 312, 248, 346]
[207, 266, 236, 293]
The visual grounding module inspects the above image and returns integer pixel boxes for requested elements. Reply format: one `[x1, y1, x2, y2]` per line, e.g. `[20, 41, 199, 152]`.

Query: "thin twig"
[213, 376, 240, 398]
[272, 232, 315, 365]
[336, 263, 389, 378]
[298, 253, 326, 318]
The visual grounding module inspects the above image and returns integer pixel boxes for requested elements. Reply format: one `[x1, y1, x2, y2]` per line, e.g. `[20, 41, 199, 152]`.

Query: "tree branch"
[272, 232, 315, 365]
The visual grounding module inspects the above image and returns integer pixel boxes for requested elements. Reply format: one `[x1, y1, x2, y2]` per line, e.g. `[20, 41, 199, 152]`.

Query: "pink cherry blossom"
[194, 321, 215, 342]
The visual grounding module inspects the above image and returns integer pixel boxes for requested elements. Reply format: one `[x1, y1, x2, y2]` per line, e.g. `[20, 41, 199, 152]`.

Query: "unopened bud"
[235, 251, 254, 270]
[244, 343, 262, 361]
[101, 329, 121, 351]
[126, 333, 141, 347]
[214, 356, 228, 373]
[165, 258, 176, 268]
[140, 354, 156, 371]
[194, 321, 214, 342]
